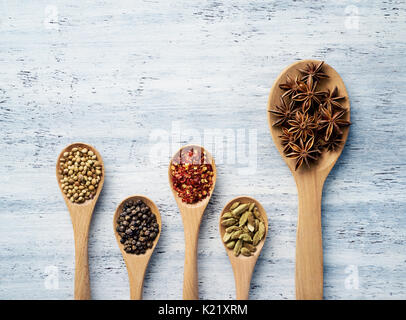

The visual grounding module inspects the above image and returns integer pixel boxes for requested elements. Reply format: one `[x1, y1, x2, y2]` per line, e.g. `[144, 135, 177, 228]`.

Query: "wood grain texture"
[219, 196, 268, 300]
[169, 145, 217, 300]
[113, 195, 161, 300]
[0, 0, 405, 300]
[56, 142, 105, 300]
[267, 60, 350, 299]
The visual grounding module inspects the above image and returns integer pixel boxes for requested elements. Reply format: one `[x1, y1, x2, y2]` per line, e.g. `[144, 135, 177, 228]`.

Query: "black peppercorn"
[116, 199, 160, 255]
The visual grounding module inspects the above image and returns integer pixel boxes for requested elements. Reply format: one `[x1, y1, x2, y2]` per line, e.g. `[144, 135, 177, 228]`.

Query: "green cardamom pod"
[248, 203, 255, 212]
[222, 212, 233, 219]
[247, 223, 255, 232]
[226, 241, 236, 249]
[253, 231, 261, 246]
[259, 221, 265, 236]
[234, 239, 242, 256]
[247, 212, 255, 232]
[239, 212, 249, 226]
[226, 226, 240, 233]
[240, 247, 251, 256]
[232, 203, 249, 216]
[230, 202, 240, 210]
[253, 207, 261, 219]
[239, 233, 253, 242]
[231, 230, 244, 240]
[243, 243, 257, 252]
[223, 232, 232, 243]
[254, 219, 259, 232]
[221, 218, 237, 227]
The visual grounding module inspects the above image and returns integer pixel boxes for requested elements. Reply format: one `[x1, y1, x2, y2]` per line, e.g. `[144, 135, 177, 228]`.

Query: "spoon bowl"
[168, 144, 217, 300]
[267, 60, 350, 299]
[113, 195, 161, 300]
[219, 196, 268, 300]
[169, 144, 217, 210]
[267, 59, 350, 175]
[56, 142, 105, 300]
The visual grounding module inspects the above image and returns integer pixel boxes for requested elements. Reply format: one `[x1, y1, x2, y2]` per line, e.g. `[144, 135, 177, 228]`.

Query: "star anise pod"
[279, 74, 305, 98]
[321, 134, 344, 152]
[279, 127, 297, 153]
[269, 97, 297, 127]
[292, 78, 326, 113]
[321, 86, 346, 112]
[319, 108, 351, 141]
[314, 137, 326, 153]
[286, 137, 320, 171]
[313, 108, 323, 128]
[299, 61, 329, 82]
[287, 111, 318, 141]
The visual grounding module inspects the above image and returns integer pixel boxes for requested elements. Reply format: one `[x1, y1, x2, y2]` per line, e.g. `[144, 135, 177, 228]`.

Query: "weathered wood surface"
[0, 0, 405, 299]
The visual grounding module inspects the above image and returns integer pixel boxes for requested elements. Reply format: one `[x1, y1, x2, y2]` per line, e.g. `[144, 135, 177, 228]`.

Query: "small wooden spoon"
[56, 142, 105, 300]
[168, 145, 217, 300]
[267, 60, 350, 299]
[113, 195, 161, 300]
[219, 196, 268, 300]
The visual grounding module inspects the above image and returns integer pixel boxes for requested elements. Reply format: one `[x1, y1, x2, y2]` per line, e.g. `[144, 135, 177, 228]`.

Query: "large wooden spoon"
[219, 196, 268, 300]
[169, 145, 217, 300]
[267, 60, 350, 299]
[56, 142, 105, 300]
[113, 195, 161, 300]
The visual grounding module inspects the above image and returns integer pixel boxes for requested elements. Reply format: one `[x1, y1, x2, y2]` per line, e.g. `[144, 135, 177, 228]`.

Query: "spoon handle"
[295, 175, 324, 300]
[182, 218, 201, 300]
[231, 259, 256, 300]
[126, 259, 149, 300]
[72, 219, 92, 300]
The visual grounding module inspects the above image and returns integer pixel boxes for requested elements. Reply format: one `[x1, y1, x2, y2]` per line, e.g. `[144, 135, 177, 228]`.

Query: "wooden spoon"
[168, 145, 217, 300]
[219, 196, 268, 300]
[267, 60, 350, 300]
[113, 195, 161, 300]
[56, 142, 105, 300]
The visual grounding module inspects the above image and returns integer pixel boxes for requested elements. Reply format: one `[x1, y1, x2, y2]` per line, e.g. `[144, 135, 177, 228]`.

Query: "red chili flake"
[170, 146, 214, 204]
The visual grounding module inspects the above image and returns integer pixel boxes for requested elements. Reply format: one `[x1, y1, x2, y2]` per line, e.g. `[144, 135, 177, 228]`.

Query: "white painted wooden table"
[0, 0, 405, 300]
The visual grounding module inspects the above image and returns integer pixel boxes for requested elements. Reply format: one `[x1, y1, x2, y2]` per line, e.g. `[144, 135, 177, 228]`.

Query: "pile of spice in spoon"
[221, 201, 266, 257]
[170, 146, 214, 204]
[269, 61, 351, 170]
[58, 146, 103, 203]
[116, 199, 160, 255]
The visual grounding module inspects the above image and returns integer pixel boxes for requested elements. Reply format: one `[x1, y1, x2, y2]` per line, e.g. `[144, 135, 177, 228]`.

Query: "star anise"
[321, 86, 346, 112]
[299, 61, 329, 82]
[321, 135, 344, 152]
[292, 78, 326, 113]
[287, 111, 318, 141]
[269, 97, 297, 127]
[279, 127, 297, 152]
[319, 108, 351, 141]
[279, 74, 305, 98]
[313, 108, 323, 128]
[286, 137, 320, 170]
[314, 137, 326, 153]
[273, 60, 351, 169]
